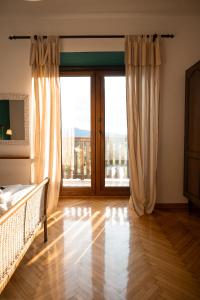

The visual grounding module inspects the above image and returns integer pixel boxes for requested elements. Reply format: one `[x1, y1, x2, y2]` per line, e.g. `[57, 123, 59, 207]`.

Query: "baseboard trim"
[59, 195, 129, 200]
[155, 203, 188, 210]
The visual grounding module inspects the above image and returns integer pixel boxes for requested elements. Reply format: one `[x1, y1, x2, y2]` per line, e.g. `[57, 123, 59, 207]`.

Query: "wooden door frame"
[60, 67, 130, 197]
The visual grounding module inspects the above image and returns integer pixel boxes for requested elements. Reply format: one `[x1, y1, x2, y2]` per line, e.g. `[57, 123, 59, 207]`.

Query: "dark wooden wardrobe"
[184, 61, 200, 210]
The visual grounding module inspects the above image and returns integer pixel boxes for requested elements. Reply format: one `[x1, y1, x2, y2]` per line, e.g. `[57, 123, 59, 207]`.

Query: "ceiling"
[1, 0, 200, 18]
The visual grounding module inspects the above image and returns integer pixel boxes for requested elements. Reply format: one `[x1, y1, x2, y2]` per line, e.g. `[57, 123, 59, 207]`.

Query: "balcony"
[62, 136, 129, 187]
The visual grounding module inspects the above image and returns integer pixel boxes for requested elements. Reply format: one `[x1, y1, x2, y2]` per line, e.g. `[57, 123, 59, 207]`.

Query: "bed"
[0, 177, 49, 294]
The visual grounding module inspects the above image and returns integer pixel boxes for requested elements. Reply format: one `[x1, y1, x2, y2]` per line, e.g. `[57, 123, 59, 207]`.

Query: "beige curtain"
[30, 36, 61, 215]
[125, 35, 161, 216]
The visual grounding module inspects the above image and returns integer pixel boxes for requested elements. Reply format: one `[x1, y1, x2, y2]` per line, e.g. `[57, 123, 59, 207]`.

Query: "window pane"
[104, 76, 129, 187]
[61, 77, 91, 187]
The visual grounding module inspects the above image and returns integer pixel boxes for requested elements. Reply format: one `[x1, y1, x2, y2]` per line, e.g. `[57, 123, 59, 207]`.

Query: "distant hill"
[74, 128, 126, 139]
[74, 128, 90, 137]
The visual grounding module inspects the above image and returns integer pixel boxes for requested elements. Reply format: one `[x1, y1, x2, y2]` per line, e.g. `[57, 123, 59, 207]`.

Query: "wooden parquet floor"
[0, 199, 200, 300]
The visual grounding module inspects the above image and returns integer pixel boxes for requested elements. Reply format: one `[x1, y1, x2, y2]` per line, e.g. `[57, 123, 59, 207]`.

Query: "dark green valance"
[60, 52, 124, 67]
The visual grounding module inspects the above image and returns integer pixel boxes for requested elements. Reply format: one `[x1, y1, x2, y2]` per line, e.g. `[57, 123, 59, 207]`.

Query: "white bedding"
[0, 184, 36, 216]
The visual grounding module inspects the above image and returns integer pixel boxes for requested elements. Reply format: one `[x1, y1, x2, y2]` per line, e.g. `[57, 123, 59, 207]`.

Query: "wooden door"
[60, 68, 130, 197]
[184, 61, 200, 208]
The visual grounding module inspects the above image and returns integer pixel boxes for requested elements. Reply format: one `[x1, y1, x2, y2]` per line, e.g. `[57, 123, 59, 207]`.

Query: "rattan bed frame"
[0, 177, 49, 294]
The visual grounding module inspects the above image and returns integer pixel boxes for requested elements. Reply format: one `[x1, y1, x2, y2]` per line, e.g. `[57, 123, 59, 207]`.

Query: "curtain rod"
[8, 34, 174, 40]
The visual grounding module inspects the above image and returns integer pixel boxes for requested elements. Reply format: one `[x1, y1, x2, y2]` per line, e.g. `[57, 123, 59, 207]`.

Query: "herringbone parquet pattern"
[0, 199, 200, 300]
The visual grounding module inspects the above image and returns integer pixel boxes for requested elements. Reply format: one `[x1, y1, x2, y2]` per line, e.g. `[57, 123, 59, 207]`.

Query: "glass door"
[96, 71, 129, 196]
[60, 72, 96, 196]
[104, 76, 129, 187]
[60, 69, 129, 196]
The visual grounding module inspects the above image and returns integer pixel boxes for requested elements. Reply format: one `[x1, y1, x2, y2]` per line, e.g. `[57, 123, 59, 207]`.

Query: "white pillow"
[0, 185, 34, 205]
[2, 184, 23, 194]
[0, 185, 36, 215]
[8, 185, 36, 208]
[0, 203, 9, 215]
[0, 185, 22, 205]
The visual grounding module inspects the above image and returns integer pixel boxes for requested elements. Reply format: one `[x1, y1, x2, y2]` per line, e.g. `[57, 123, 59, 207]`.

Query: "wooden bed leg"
[44, 218, 48, 243]
[43, 178, 49, 243]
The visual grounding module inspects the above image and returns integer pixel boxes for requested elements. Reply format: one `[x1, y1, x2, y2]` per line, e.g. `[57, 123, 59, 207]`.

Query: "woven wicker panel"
[0, 223, 41, 294]
[25, 187, 44, 241]
[0, 204, 26, 281]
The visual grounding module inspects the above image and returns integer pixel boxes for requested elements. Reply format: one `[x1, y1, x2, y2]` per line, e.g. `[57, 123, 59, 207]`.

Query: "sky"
[60, 76, 127, 136]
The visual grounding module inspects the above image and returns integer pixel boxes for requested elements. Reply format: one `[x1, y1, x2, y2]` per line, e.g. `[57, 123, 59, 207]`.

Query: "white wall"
[0, 159, 31, 185]
[0, 14, 199, 202]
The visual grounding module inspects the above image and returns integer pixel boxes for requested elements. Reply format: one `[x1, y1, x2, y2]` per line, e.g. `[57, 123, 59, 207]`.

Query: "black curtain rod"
[8, 34, 174, 40]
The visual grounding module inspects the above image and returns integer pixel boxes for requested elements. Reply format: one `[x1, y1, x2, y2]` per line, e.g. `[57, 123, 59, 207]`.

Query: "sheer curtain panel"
[125, 35, 161, 216]
[30, 36, 61, 215]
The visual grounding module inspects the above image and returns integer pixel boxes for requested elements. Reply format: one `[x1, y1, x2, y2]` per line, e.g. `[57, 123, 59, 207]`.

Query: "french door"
[60, 68, 129, 196]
